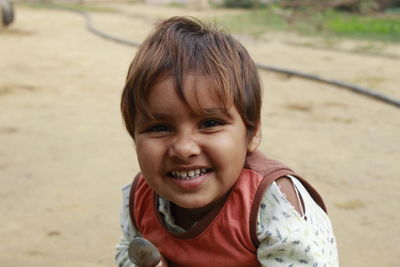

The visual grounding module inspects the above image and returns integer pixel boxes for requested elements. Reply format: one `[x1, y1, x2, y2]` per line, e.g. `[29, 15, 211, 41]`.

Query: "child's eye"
[199, 119, 223, 129]
[148, 124, 171, 132]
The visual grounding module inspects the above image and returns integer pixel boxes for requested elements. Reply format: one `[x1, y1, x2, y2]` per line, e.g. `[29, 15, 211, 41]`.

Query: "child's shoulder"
[274, 176, 304, 216]
[121, 183, 132, 192]
[244, 150, 293, 176]
[245, 151, 325, 215]
[121, 172, 143, 195]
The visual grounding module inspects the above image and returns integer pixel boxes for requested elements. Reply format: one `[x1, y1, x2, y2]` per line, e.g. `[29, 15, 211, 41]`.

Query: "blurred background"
[1, 0, 399, 266]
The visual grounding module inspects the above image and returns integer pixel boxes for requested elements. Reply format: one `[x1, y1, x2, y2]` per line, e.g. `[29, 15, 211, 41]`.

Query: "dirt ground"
[1, 3, 399, 266]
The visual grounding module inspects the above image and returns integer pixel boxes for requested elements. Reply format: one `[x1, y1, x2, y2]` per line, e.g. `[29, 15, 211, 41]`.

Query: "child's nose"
[168, 133, 200, 160]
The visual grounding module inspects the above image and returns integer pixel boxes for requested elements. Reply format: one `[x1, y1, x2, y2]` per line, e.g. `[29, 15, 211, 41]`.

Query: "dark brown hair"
[121, 16, 262, 139]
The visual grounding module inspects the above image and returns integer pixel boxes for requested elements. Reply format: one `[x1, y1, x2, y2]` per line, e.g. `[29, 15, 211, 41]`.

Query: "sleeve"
[115, 183, 141, 267]
[256, 176, 339, 267]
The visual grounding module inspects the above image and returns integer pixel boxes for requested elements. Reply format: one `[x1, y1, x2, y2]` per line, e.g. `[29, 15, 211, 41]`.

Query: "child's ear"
[247, 123, 261, 153]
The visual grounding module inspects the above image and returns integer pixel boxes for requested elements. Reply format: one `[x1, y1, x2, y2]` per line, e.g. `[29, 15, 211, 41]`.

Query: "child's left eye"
[199, 119, 223, 128]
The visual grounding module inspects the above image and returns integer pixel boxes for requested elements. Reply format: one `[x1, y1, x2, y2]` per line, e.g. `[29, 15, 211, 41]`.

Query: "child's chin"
[172, 198, 212, 211]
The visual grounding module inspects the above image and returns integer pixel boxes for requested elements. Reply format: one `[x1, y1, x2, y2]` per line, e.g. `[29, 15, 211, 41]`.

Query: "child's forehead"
[142, 73, 233, 117]
[151, 73, 227, 101]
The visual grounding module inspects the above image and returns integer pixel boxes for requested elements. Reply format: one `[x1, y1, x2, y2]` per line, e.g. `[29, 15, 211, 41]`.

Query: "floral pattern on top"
[256, 175, 338, 266]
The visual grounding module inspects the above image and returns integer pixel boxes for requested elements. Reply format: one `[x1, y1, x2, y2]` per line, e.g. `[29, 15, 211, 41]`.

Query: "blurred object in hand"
[0, 0, 14, 27]
[128, 237, 161, 267]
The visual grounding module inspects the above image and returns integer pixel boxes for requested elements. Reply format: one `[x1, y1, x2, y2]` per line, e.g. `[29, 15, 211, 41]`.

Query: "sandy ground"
[1, 3, 399, 266]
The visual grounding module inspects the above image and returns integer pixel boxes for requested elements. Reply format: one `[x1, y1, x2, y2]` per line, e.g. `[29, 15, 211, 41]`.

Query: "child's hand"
[155, 255, 169, 267]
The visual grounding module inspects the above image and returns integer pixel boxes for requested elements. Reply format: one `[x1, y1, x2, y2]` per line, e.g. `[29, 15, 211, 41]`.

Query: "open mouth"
[168, 168, 212, 180]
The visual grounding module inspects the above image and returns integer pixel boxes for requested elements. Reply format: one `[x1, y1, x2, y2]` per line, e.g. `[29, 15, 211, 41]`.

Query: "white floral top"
[115, 175, 339, 266]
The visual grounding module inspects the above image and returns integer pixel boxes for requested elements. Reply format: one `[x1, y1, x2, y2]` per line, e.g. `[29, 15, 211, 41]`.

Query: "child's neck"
[171, 194, 230, 231]
[171, 204, 209, 230]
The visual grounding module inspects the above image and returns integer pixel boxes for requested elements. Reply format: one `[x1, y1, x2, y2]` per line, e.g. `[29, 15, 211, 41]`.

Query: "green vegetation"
[166, 2, 187, 8]
[222, 0, 255, 9]
[213, 9, 286, 37]
[213, 7, 400, 42]
[210, 8, 291, 36]
[324, 12, 400, 42]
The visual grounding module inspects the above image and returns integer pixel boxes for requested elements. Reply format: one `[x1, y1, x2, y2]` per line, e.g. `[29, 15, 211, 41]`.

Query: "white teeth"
[170, 168, 208, 180]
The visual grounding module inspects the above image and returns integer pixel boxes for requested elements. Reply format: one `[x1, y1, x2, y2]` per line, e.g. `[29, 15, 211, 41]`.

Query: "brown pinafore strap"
[246, 151, 327, 247]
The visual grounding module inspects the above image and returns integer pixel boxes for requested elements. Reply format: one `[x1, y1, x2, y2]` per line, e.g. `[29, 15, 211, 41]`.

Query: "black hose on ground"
[38, 4, 400, 109]
[256, 63, 400, 108]
[80, 11, 141, 47]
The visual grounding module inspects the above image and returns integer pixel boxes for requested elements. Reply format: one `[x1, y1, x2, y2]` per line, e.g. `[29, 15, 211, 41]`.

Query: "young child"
[116, 16, 338, 267]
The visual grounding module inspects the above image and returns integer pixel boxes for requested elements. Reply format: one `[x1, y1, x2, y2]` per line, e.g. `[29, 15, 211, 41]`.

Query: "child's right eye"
[148, 124, 170, 132]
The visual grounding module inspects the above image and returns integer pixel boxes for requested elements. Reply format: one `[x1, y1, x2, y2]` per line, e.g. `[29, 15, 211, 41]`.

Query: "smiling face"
[134, 74, 260, 212]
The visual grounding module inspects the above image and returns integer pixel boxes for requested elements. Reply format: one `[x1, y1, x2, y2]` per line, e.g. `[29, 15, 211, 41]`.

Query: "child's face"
[134, 74, 259, 211]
